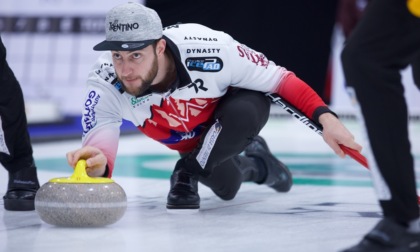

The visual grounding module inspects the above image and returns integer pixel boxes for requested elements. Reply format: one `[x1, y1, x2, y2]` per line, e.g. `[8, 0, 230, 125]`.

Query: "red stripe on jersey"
[275, 73, 327, 120]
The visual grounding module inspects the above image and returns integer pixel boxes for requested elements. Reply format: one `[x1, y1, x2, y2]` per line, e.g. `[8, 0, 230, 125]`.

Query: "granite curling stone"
[35, 160, 127, 227]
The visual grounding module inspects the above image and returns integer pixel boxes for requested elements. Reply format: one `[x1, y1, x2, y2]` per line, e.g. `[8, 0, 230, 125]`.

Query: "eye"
[132, 53, 141, 59]
[112, 53, 121, 60]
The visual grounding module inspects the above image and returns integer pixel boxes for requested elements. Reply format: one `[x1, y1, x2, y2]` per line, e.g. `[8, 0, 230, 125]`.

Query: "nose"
[120, 61, 132, 77]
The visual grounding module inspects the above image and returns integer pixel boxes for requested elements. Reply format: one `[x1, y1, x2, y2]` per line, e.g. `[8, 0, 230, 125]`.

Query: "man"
[1, 36, 40, 211]
[67, 2, 361, 212]
[341, 0, 420, 251]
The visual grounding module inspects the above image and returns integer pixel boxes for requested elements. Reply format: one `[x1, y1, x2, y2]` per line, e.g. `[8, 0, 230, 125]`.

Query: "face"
[112, 44, 158, 97]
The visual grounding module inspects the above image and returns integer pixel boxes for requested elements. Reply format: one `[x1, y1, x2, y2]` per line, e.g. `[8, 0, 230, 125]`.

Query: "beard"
[119, 55, 159, 97]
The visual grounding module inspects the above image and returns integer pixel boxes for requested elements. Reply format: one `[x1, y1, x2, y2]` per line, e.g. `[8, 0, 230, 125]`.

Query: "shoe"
[166, 158, 200, 212]
[3, 188, 38, 211]
[244, 136, 292, 192]
[3, 164, 40, 211]
[341, 218, 420, 252]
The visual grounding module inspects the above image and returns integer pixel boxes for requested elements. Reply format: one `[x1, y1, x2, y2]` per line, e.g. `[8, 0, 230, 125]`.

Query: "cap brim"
[93, 39, 156, 51]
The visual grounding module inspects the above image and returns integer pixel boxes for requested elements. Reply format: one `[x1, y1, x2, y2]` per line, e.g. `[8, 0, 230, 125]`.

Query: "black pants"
[0, 36, 34, 173]
[184, 89, 270, 200]
[341, 0, 420, 223]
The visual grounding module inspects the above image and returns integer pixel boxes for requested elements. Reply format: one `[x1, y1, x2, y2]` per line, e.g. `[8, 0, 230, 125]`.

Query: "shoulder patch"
[95, 62, 117, 84]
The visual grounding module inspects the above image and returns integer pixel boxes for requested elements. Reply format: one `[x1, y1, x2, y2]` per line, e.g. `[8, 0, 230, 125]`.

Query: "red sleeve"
[274, 72, 333, 124]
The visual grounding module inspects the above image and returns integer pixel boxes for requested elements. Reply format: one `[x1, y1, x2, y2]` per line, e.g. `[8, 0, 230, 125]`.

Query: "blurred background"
[1, 0, 419, 142]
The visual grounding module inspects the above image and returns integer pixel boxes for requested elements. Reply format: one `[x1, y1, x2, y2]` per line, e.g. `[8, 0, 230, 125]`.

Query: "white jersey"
[82, 23, 290, 172]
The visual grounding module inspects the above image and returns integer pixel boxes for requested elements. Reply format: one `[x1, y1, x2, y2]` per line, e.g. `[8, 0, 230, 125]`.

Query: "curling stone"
[35, 160, 127, 227]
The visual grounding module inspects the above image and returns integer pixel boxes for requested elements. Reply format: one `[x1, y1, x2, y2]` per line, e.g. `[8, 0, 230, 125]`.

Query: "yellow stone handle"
[49, 160, 114, 184]
[408, 0, 420, 17]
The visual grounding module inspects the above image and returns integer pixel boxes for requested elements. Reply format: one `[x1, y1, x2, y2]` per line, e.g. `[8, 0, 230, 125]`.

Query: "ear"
[156, 39, 166, 56]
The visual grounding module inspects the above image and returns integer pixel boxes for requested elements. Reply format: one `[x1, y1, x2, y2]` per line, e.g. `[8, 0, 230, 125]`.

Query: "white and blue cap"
[94, 2, 163, 51]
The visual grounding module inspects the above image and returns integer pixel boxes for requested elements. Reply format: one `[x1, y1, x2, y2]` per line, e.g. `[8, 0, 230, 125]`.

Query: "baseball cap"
[93, 2, 163, 51]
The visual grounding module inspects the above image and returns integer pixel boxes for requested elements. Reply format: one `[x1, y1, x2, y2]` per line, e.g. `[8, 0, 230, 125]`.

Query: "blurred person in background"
[341, 0, 420, 250]
[0, 36, 40, 211]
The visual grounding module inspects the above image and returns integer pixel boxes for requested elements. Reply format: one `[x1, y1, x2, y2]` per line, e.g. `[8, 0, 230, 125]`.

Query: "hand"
[319, 113, 362, 158]
[66, 146, 107, 177]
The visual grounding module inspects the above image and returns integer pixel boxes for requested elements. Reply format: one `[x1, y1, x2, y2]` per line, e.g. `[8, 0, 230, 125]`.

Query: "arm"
[257, 74, 363, 157]
[67, 53, 122, 177]
[227, 40, 362, 156]
[275, 73, 362, 157]
[274, 72, 332, 126]
[67, 101, 121, 178]
[67, 122, 121, 177]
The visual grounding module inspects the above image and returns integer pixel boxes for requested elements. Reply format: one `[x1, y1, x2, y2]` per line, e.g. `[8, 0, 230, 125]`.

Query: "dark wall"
[146, 0, 338, 103]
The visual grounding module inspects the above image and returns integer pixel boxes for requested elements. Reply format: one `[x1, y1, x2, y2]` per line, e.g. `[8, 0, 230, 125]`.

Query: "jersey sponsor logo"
[186, 48, 221, 54]
[187, 79, 208, 93]
[160, 126, 203, 144]
[237, 44, 269, 68]
[82, 90, 100, 136]
[177, 79, 208, 93]
[196, 120, 222, 168]
[109, 20, 139, 32]
[131, 94, 152, 107]
[185, 57, 223, 72]
[184, 36, 218, 41]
